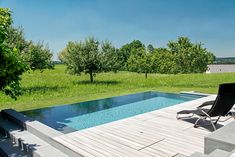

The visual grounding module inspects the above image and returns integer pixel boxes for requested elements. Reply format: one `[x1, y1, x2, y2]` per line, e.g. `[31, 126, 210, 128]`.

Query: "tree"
[60, 38, 103, 82]
[5, 26, 54, 71]
[207, 52, 216, 64]
[152, 48, 178, 74]
[118, 40, 145, 70]
[0, 8, 27, 99]
[127, 48, 153, 79]
[147, 44, 154, 53]
[60, 38, 121, 82]
[100, 41, 120, 72]
[26, 41, 54, 71]
[5, 26, 29, 54]
[167, 37, 213, 73]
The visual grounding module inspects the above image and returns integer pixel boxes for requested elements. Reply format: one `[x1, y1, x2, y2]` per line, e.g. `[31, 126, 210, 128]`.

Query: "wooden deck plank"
[57, 136, 107, 157]
[74, 130, 152, 157]
[66, 133, 121, 157]
[87, 130, 144, 150]
[148, 139, 190, 156]
[139, 146, 174, 157]
[94, 124, 164, 146]
[54, 137, 95, 157]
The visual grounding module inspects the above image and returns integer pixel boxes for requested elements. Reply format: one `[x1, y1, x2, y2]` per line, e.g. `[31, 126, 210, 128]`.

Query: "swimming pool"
[22, 91, 204, 133]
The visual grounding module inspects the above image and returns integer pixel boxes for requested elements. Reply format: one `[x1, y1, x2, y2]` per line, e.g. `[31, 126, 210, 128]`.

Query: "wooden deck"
[53, 95, 233, 157]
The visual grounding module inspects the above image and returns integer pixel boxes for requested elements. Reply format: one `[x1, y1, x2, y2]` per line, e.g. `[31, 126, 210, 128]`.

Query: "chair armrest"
[197, 100, 215, 109]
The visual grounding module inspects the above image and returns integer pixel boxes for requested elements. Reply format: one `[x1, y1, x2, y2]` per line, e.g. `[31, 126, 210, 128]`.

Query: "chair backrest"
[208, 83, 235, 117]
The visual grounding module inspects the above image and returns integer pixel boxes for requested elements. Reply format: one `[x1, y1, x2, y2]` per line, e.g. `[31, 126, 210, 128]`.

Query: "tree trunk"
[89, 71, 93, 82]
[145, 72, 148, 79]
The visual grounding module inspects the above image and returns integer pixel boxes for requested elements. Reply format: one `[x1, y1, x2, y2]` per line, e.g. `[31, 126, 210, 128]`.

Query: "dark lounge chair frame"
[177, 83, 235, 131]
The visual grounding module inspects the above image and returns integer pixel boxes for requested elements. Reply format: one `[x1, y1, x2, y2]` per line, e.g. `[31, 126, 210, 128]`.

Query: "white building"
[206, 64, 235, 73]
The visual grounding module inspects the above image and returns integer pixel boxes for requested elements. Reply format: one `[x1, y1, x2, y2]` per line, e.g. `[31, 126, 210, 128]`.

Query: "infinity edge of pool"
[21, 91, 206, 133]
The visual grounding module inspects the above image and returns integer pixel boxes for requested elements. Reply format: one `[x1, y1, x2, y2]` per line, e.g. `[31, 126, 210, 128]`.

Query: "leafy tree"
[60, 38, 121, 82]
[152, 48, 178, 74]
[100, 41, 120, 72]
[0, 8, 27, 99]
[207, 52, 216, 64]
[127, 48, 153, 79]
[147, 44, 154, 53]
[5, 25, 54, 71]
[5, 26, 29, 54]
[167, 37, 213, 73]
[26, 41, 54, 71]
[118, 40, 145, 70]
[59, 38, 99, 82]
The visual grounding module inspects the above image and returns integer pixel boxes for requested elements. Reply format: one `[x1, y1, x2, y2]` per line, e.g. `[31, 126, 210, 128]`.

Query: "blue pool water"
[22, 91, 203, 133]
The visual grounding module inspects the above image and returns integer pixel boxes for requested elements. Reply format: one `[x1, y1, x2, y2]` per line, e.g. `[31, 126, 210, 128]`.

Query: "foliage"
[59, 38, 101, 82]
[5, 26, 29, 54]
[60, 38, 119, 82]
[26, 41, 54, 71]
[0, 64, 234, 111]
[207, 52, 216, 64]
[127, 48, 154, 79]
[154, 36, 214, 74]
[0, 8, 27, 99]
[118, 40, 145, 70]
[152, 48, 179, 74]
[5, 26, 54, 71]
[100, 41, 120, 72]
[215, 57, 235, 64]
[60, 37, 215, 76]
[147, 44, 154, 53]
[0, 8, 12, 43]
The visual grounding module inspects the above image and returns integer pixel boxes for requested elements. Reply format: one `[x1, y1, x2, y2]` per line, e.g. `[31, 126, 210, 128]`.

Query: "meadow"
[0, 64, 235, 111]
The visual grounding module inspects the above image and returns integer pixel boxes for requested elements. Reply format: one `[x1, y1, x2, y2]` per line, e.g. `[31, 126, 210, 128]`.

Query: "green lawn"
[0, 64, 235, 111]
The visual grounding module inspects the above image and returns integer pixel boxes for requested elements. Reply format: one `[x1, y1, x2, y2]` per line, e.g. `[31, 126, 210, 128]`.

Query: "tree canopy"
[5, 26, 29, 54]
[60, 36, 215, 80]
[26, 41, 54, 71]
[0, 8, 54, 99]
[5, 26, 54, 72]
[147, 44, 154, 53]
[118, 40, 145, 70]
[59, 37, 120, 82]
[125, 37, 215, 75]
[0, 8, 27, 99]
[100, 41, 120, 72]
[166, 37, 213, 73]
[152, 48, 178, 74]
[127, 48, 155, 79]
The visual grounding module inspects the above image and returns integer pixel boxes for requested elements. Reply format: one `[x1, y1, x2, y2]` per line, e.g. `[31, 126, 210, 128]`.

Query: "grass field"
[0, 64, 235, 111]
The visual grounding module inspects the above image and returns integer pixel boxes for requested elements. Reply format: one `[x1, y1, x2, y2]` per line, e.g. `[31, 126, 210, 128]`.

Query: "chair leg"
[194, 117, 202, 128]
[194, 116, 216, 131]
[208, 117, 216, 131]
[231, 112, 235, 119]
[214, 116, 221, 125]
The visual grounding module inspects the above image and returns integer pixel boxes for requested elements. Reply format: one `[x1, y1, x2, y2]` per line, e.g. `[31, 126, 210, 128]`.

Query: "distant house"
[206, 64, 235, 73]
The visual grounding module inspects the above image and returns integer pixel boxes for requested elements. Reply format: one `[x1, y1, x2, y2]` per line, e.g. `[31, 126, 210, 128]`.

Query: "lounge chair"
[176, 83, 235, 130]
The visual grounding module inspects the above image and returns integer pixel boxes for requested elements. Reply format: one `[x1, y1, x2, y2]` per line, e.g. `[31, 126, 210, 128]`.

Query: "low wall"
[206, 64, 235, 73]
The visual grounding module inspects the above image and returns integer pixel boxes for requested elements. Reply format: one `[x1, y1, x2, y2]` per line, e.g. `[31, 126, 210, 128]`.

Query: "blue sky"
[1, 0, 235, 59]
